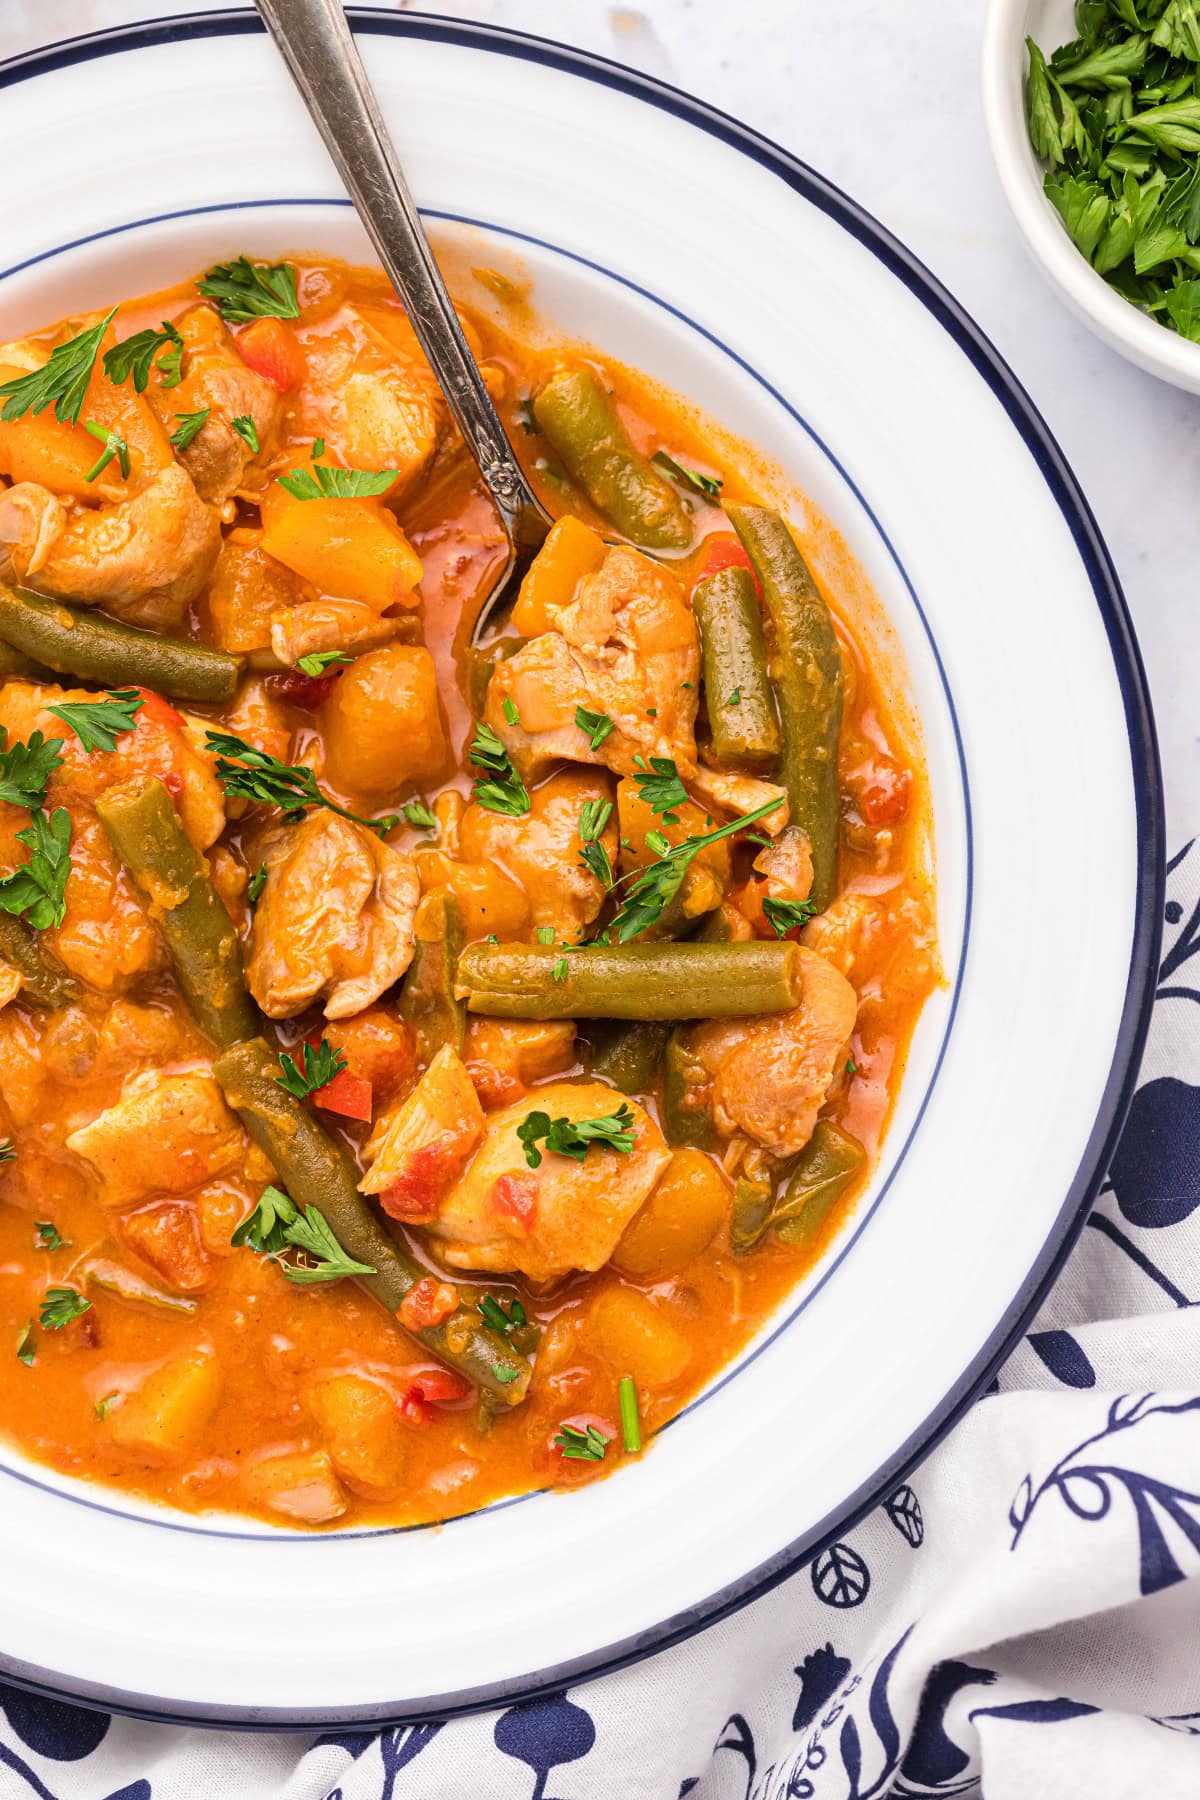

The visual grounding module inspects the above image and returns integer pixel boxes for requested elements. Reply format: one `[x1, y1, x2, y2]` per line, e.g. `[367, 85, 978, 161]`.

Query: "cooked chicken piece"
[422, 1082, 669, 1284]
[203, 674, 291, 766]
[246, 812, 419, 1019]
[67, 1069, 246, 1206]
[268, 597, 400, 667]
[295, 303, 447, 497]
[485, 546, 699, 779]
[92, 1000, 195, 1077]
[40, 809, 163, 992]
[459, 768, 618, 938]
[733, 826, 815, 935]
[464, 1018, 577, 1109]
[802, 884, 940, 1010]
[0, 679, 224, 852]
[690, 765, 788, 837]
[151, 304, 281, 502]
[682, 948, 857, 1157]
[0, 1008, 43, 1125]
[0, 464, 221, 630]
[360, 1044, 485, 1219]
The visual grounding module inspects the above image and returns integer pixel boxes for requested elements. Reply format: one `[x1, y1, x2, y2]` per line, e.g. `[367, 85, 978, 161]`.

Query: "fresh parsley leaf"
[102, 321, 184, 393]
[1165, 275, 1200, 339]
[725, 689, 742, 708]
[170, 408, 211, 451]
[197, 257, 300, 324]
[631, 755, 688, 821]
[552, 957, 568, 981]
[277, 462, 396, 500]
[502, 695, 521, 726]
[231, 1184, 297, 1257]
[94, 1392, 120, 1420]
[618, 1375, 641, 1453]
[205, 730, 400, 836]
[281, 1204, 378, 1285]
[477, 1292, 527, 1335]
[651, 448, 722, 499]
[0, 729, 64, 809]
[846, 1056, 858, 1075]
[295, 650, 352, 678]
[0, 1140, 15, 1166]
[0, 307, 116, 426]
[15, 1321, 34, 1367]
[401, 797, 438, 831]
[0, 807, 72, 930]
[34, 1220, 67, 1251]
[517, 1103, 637, 1169]
[47, 688, 143, 754]
[554, 1421, 609, 1462]
[247, 863, 267, 906]
[578, 798, 614, 887]
[515, 395, 540, 435]
[231, 413, 260, 453]
[81, 419, 130, 483]
[574, 704, 614, 751]
[608, 794, 783, 942]
[468, 722, 530, 817]
[535, 925, 556, 945]
[492, 1361, 521, 1384]
[275, 1039, 347, 1102]
[39, 1286, 91, 1331]
[762, 895, 818, 938]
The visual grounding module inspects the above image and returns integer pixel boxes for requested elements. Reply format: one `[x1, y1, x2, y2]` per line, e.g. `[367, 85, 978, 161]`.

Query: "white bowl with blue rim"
[983, 0, 1200, 391]
[0, 5, 1162, 1727]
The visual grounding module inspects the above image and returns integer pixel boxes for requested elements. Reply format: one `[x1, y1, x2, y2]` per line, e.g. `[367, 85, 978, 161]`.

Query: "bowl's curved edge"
[0, 4, 1165, 1730]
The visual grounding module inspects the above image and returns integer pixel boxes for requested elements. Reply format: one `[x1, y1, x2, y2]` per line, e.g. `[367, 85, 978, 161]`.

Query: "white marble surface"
[3, 0, 1189, 841]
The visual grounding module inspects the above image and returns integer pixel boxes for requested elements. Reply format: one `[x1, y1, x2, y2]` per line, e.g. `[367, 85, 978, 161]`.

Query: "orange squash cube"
[321, 643, 447, 793]
[261, 493, 422, 611]
[511, 514, 606, 637]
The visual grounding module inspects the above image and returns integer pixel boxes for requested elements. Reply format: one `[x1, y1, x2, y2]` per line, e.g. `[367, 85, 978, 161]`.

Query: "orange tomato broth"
[0, 255, 939, 1528]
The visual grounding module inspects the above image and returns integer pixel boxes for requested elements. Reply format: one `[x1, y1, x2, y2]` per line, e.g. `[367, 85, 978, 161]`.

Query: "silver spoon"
[254, 0, 553, 638]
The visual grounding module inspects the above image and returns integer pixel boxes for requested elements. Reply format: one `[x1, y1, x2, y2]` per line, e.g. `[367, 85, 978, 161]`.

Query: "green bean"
[587, 1019, 670, 1093]
[84, 1255, 199, 1317]
[730, 1172, 774, 1252]
[399, 889, 466, 1061]
[0, 584, 243, 703]
[95, 776, 257, 1050]
[457, 939, 804, 1021]
[772, 1121, 865, 1251]
[0, 639, 37, 680]
[661, 1030, 718, 1149]
[0, 912, 82, 1009]
[534, 370, 693, 551]
[726, 506, 843, 910]
[694, 566, 781, 769]
[212, 1038, 530, 1404]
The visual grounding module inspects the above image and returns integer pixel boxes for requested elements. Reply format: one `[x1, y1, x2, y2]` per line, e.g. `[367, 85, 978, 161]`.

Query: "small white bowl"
[983, 0, 1200, 391]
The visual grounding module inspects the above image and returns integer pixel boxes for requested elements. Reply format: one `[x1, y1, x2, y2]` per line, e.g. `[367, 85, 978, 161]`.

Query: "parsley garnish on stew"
[170, 408, 210, 451]
[230, 414, 260, 454]
[275, 1039, 347, 1102]
[478, 1292, 527, 1335]
[608, 794, 783, 942]
[0, 729, 64, 810]
[15, 1322, 34, 1367]
[205, 730, 400, 837]
[651, 449, 722, 499]
[0, 808, 73, 931]
[632, 754, 688, 822]
[39, 1287, 91, 1331]
[0, 307, 116, 426]
[197, 257, 300, 324]
[277, 462, 396, 501]
[554, 1421, 610, 1462]
[401, 797, 438, 831]
[295, 650, 353, 678]
[48, 688, 143, 754]
[491, 1362, 521, 1385]
[94, 1392, 120, 1421]
[34, 1220, 67, 1251]
[0, 1140, 15, 1166]
[247, 863, 267, 906]
[232, 1185, 376, 1285]
[468, 722, 530, 817]
[762, 895, 818, 938]
[577, 798, 614, 888]
[82, 420, 130, 483]
[574, 704, 614, 751]
[102, 321, 184, 392]
[517, 1103, 637, 1169]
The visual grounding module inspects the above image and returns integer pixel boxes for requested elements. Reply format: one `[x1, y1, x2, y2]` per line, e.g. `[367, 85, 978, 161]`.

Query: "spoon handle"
[254, 0, 545, 542]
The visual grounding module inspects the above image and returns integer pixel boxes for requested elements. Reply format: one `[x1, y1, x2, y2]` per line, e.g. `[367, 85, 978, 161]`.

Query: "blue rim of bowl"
[0, 6, 1164, 1731]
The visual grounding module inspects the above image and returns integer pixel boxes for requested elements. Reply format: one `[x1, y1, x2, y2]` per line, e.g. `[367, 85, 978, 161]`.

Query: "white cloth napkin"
[0, 857, 1191, 1800]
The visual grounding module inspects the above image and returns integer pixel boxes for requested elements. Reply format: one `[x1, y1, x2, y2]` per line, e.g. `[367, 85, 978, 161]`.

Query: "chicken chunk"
[360, 1045, 485, 1219]
[295, 303, 447, 497]
[484, 546, 699, 779]
[459, 768, 618, 938]
[151, 304, 281, 503]
[246, 812, 420, 1019]
[40, 809, 163, 992]
[0, 464, 221, 631]
[422, 1082, 669, 1284]
[67, 1069, 246, 1206]
[681, 948, 857, 1157]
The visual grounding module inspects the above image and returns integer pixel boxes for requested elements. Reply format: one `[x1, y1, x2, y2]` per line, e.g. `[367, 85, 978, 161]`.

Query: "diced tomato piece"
[264, 668, 343, 711]
[693, 532, 762, 597]
[160, 768, 184, 802]
[236, 317, 306, 392]
[312, 1069, 373, 1123]
[398, 1363, 470, 1422]
[380, 1138, 461, 1222]
[490, 1172, 538, 1232]
[858, 761, 912, 827]
[135, 688, 184, 730]
[398, 1276, 459, 1333]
